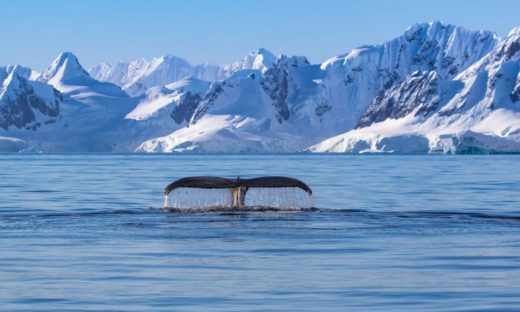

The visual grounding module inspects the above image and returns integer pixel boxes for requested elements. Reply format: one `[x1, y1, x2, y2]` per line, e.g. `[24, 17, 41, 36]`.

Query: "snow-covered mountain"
[89, 55, 226, 96]
[316, 21, 498, 132]
[88, 48, 278, 97]
[135, 55, 327, 153]
[0, 52, 141, 152]
[135, 67, 307, 153]
[126, 77, 210, 122]
[222, 48, 277, 74]
[0, 65, 61, 131]
[42, 52, 129, 98]
[136, 22, 509, 153]
[1, 21, 519, 153]
[124, 76, 214, 146]
[310, 26, 520, 154]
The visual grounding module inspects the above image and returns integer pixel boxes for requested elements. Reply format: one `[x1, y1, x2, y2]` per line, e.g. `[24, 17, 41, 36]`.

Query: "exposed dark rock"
[0, 72, 61, 130]
[505, 40, 520, 60]
[511, 77, 520, 102]
[413, 40, 440, 68]
[441, 56, 455, 69]
[343, 74, 354, 86]
[189, 83, 224, 124]
[357, 71, 441, 128]
[382, 70, 400, 89]
[262, 58, 291, 123]
[315, 103, 332, 117]
[405, 26, 425, 43]
[170, 91, 202, 124]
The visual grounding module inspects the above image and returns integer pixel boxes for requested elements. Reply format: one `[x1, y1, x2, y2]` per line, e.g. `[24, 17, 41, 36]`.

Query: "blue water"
[1, 154, 520, 311]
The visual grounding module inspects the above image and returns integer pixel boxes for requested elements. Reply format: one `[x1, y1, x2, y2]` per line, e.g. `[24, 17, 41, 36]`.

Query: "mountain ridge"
[1, 21, 519, 154]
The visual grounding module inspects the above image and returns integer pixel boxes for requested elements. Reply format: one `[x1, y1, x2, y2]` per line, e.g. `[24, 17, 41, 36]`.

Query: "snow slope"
[1, 22, 519, 153]
[89, 55, 225, 96]
[310, 27, 520, 154]
[1, 53, 140, 152]
[126, 76, 211, 122]
[88, 49, 277, 96]
[135, 69, 307, 152]
[138, 22, 506, 153]
[136, 57, 322, 153]
[40, 52, 128, 97]
[223, 48, 276, 74]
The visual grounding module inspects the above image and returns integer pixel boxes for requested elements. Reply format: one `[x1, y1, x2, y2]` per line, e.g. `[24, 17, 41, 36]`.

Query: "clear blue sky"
[2, 0, 519, 70]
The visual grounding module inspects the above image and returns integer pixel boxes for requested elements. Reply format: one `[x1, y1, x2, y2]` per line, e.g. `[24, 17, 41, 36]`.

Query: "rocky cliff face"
[512, 75, 520, 102]
[260, 55, 315, 124]
[310, 26, 520, 154]
[317, 21, 498, 130]
[262, 58, 291, 123]
[358, 71, 441, 127]
[0, 66, 61, 130]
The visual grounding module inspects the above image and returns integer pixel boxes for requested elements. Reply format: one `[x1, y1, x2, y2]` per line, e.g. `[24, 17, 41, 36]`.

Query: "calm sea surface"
[1, 154, 519, 311]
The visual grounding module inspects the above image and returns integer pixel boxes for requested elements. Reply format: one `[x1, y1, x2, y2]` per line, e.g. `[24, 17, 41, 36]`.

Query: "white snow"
[89, 55, 225, 96]
[136, 114, 304, 153]
[223, 48, 276, 74]
[309, 106, 520, 154]
[126, 77, 210, 121]
[88, 49, 277, 96]
[1, 22, 519, 154]
[39, 52, 128, 98]
[309, 23, 519, 154]
[0, 66, 61, 131]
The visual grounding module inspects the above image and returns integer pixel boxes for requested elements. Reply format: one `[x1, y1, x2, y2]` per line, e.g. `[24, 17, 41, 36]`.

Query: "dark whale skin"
[165, 176, 312, 195]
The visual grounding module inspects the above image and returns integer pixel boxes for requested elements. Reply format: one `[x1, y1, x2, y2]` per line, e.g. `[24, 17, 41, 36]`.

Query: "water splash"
[166, 187, 314, 210]
[245, 187, 314, 208]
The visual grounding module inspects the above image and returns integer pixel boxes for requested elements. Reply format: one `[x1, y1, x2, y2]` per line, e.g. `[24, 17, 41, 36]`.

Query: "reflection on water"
[0, 154, 519, 311]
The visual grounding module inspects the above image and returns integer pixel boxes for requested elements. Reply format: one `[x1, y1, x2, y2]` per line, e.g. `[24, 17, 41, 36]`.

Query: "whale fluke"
[165, 176, 312, 195]
[164, 176, 312, 208]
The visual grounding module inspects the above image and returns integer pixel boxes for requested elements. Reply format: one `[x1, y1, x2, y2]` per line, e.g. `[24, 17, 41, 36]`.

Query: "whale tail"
[164, 176, 313, 209]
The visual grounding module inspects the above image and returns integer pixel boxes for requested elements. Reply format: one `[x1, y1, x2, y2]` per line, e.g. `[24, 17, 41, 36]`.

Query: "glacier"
[0, 21, 519, 154]
[310, 25, 520, 154]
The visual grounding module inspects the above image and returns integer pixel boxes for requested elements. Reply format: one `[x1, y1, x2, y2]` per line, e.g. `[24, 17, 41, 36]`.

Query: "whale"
[164, 176, 312, 208]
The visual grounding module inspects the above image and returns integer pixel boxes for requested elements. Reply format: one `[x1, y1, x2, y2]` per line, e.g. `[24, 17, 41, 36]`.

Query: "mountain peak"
[1, 65, 38, 96]
[509, 26, 520, 38]
[404, 21, 498, 42]
[88, 62, 113, 82]
[56, 51, 79, 61]
[253, 48, 274, 56]
[38, 52, 127, 97]
[406, 20, 450, 32]
[50, 52, 84, 73]
[225, 48, 276, 73]
[0, 64, 61, 131]
[6, 65, 26, 80]
[1, 67, 23, 97]
[251, 48, 276, 63]
[40, 52, 89, 84]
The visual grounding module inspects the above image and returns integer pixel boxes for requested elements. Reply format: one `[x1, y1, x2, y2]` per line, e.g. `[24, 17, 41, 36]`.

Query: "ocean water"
[1, 154, 519, 311]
